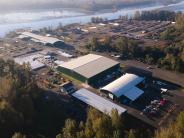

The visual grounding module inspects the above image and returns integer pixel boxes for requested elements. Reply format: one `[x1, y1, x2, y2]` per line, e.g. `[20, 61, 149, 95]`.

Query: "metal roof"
[101, 73, 144, 100]
[59, 54, 119, 78]
[21, 32, 63, 45]
[72, 88, 126, 116]
[14, 54, 45, 70]
[60, 54, 101, 70]
[123, 86, 144, 101]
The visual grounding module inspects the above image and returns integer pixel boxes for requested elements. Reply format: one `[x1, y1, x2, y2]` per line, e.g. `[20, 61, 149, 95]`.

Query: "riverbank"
[0, 1, 184, 38]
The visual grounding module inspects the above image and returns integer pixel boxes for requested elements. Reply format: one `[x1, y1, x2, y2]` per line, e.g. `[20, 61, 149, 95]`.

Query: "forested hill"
[0, 0, 183, 12]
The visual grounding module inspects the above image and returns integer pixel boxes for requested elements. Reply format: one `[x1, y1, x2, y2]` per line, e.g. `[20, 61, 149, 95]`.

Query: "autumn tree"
[62, 119, 78, 138]
[127, 129, 136, 138]
[12, 132, 26, 138]
[116, 37, 128, 56]
[175, 14, 184, 31]
[57, 108, 127, 138]
[155, 111, 184, 138]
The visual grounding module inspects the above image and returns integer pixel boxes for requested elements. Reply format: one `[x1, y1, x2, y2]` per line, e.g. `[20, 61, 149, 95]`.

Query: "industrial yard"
[0, 18, 184, 130]
[34, 19, 171, 50]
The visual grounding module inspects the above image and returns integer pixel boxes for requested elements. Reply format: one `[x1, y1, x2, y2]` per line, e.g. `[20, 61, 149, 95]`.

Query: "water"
[160, 1, 184, 12]
[0, 1, 184, 37]
[0, 10, 86, 24]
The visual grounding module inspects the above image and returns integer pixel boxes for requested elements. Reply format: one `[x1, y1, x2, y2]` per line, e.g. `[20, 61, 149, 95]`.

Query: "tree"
[84, 108, 101, 138]
[181, 49, 184, 62]
[93, 116, 113, 138]
[175, 14, 184, 31]
[0, 100, 23, 138]
[91, 37, 99, 51]
[155, 111, 184, 138]
[111, 109, 123, 130]
[103, 36, 111, 50]
[119, 15, 128, 20]
[160, 27, 176, 40]
[116, 37, 128, 56]
[127, 129, 136, 138]
[58, 108, 126, 138]
[84, 123, 94, 138]
[134, 11, 141, 20]
[155, 126, 177, 138]
[62, 119, 78, 138]
[176, 111, 184, 136]
[113, 130, 122, 138]
[13, 94, 35, 124]
[12, 132, 26, 138]
[145, 55, 154, 65]
[137, 10, 176, 21]
[0, 77, 14, 98]
[91, 17, 104, 23]
[77, 122, 85, 138]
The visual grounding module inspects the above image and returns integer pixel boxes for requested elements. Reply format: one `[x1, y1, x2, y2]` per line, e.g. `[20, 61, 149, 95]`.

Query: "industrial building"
[14, 54, 45, 70]
[58, 54, 120, 85]
[60, 82, 76, 94]
[72, 88, 127, 116]
[19, 32, 64, 47]
[101, 73, 145, 102]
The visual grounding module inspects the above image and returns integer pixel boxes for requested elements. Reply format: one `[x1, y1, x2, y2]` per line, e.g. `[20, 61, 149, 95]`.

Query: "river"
[0, 1, 184, 37]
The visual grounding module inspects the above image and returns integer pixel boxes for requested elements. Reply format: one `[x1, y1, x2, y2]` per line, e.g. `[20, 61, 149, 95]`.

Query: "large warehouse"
[101, 73, 145, 101]
[58, 54, 120, 85]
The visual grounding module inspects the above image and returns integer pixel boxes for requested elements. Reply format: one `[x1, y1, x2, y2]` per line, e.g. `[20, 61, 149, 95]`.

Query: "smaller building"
[72, 88, 127, 116]
[60, 82, 76, 94]
[14, 54, 45, 70]
[100, 73, 145, 102]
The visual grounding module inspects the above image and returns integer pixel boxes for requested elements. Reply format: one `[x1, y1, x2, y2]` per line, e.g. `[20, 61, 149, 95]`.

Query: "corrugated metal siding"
[58, 67, 87, 83]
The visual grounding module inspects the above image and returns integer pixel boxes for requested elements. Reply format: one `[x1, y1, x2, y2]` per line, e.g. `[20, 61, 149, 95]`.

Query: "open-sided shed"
[72, 88, 127, 116]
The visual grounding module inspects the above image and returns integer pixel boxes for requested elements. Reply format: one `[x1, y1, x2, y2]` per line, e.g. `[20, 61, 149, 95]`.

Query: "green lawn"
[120, 64, 126, 71]
[61, 73, 82, 85]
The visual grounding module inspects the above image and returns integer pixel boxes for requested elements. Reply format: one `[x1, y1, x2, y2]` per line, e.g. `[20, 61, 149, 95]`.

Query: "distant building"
[101, 73, 145, 102]
[19, 32, 64, 47]
[14, 54, 45, 70]
[58, 54, 120, 85]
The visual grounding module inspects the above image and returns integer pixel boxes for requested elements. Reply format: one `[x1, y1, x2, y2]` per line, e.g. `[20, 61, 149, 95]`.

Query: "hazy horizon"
[0, 0, 183, 12]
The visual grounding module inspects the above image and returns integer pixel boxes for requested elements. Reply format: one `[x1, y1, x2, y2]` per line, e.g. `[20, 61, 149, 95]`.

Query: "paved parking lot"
[118, 78, 184, 128]
[120, 59, 184, 87]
